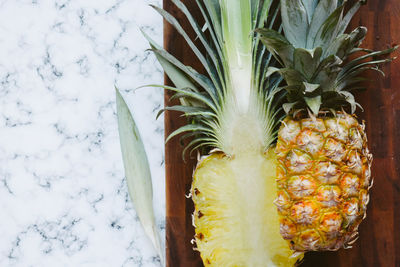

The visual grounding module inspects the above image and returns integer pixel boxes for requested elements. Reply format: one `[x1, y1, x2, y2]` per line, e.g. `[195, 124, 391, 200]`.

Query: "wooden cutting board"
[164, 0, 400, 266]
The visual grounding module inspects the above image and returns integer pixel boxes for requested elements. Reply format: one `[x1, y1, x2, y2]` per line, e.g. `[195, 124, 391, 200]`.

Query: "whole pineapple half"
[258, 0, 397, 251]
[144, 0, 302, 265]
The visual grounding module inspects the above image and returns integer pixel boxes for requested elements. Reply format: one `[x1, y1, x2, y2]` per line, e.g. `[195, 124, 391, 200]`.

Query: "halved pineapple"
[144, 0, 303, 265]
[192, 150, 301, 266]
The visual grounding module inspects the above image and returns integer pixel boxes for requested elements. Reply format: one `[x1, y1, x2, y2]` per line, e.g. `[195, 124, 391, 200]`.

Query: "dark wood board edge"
[164, 0, 400, 266]
[163, 0, 204, 266]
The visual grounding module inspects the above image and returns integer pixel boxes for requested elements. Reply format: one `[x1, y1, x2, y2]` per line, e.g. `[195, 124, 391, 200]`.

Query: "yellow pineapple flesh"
[192, 150, 303, 266]
[275, 112, 372, 251]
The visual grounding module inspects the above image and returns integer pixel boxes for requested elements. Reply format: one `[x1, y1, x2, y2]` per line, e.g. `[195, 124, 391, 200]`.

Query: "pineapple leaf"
[142, 84, 218, 114]
[301, 0, 318, 23]
[151, 4, 223, 97]
[340, 45, 398, 74]
[172, 0, 225, 92]
[293, 47, 322, 80]
[338, 91, 357, 113]
[278, 68, 304, 86]
[254, 2, 280, 91]
[336, 77, 368, 91]
[258, 0, 397, 113]
[149, 47, 220, 108]
[256, 28, 294, 66]
[338, 66, 388, 88]
[165, 124, 217, 144]
[281, 0, 308, 48]
[195, 0, 223, 64]
[312, 54, 342, 85]
[202, 0, 223, 44]
[304, 95, 322, 115]
[251, 0, 261, 26]
[303, 82, 320, 93]
[116, 89, 164, 263]
[325, 27, 367, 59]
[256, 0, 273, 28]
[220, 0, 254, 112]
[337, 0, 365, 35]
[141, 30, 201, 108]
[265, 66, 280, 78]
[313, 4, 344, 49]
[282, 101, 298, 114]
[141, 32, 194, 90]
[340, 58, 395, 81]
[307, 0, 338, 49]
[156, 105, 217, 120]
[182, 137, 218, 158]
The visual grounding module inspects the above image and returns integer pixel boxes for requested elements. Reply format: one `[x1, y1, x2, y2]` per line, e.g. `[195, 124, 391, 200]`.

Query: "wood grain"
[164, 0, 400, 266]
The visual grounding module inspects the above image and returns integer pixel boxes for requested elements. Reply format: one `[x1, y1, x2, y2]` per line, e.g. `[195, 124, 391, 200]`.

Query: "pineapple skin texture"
[192, 151, 302, 267]
[275, 112, 373, 251]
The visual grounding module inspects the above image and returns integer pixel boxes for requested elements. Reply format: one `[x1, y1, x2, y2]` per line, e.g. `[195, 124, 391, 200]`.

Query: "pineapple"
[143, 0, 302, 265]
[257, 0, 397, 251]
[275, 112, 372, 251]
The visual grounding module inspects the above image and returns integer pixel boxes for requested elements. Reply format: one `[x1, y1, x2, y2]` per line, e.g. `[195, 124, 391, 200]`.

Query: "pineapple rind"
[192, 151, 303, 267]
[276, 112, 372, 251]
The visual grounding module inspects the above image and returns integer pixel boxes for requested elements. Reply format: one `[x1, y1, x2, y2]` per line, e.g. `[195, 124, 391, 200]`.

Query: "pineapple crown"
[256, 0, 397, 115]
[142, 0, 285, 156]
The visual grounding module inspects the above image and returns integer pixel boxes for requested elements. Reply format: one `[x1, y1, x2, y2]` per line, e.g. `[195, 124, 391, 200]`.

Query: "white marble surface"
[0, 0, 165, 266]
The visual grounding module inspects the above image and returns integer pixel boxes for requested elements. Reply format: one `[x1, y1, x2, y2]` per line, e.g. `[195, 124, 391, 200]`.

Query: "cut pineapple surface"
[192, 150, 302, 267]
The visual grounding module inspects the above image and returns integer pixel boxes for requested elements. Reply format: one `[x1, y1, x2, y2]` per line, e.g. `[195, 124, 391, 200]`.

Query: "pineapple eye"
[197, 232, 205, 240]
[198, 210, 204, 218]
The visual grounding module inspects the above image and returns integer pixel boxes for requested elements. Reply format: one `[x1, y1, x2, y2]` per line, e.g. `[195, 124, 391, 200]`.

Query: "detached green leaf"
[116, 89, 164, 263]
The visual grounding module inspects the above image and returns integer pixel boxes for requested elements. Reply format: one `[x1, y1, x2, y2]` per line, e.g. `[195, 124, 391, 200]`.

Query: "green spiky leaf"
[281, 0, 308, 48]
[293, 47, 322, 80]
[256, 28, 294, 66]
[301, 0, 318, 22]
[306, 0, 338, 48]
[305, 95, 322, 115]
[303, 82, 320, 93]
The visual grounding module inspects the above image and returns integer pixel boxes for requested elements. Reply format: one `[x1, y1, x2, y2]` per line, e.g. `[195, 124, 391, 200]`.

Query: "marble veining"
[0, 0, 164, 266]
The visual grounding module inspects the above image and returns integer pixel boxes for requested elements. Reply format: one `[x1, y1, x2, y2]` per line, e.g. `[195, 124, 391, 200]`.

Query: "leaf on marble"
[116, 89, 164, 264]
